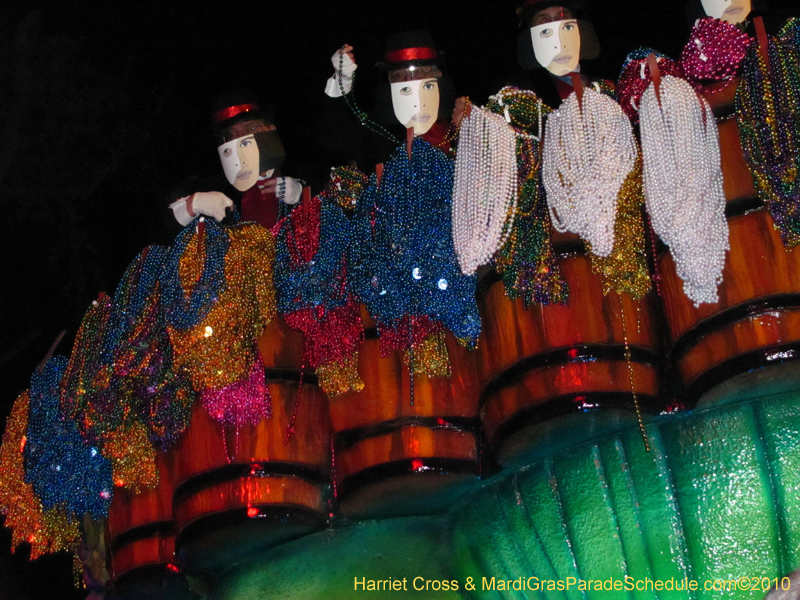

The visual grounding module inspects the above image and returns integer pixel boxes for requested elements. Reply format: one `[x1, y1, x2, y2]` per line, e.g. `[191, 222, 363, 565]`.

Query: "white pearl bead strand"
[542, 88, 638, 258]
[639, 75, 729, 306]
[452, 105, 519, 276]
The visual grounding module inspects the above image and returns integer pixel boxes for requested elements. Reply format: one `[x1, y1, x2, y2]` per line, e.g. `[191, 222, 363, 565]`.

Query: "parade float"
[2, 2, 800, 599]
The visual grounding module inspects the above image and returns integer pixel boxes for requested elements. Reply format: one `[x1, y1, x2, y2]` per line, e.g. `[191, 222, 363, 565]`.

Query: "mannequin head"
[516, 0, 600, 71]
[700, 0, 752, 23]
[211, 94, 285, 191]
[531, 19, 581, 76]
[384, 31, 443, 135]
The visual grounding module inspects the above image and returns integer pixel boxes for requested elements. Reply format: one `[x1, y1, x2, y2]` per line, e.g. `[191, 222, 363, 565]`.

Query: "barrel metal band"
[682, 342, 800, 405]
[336, 416, 481, 452]
[173, 462, 328, 506]
[174, 503, 327, 551]
[670, 293, 800, 364]
[479, 344, 660, 408]
[488, 391, 663, 449]
[336, 458, 480, 501]
[110, 520, 175, 554]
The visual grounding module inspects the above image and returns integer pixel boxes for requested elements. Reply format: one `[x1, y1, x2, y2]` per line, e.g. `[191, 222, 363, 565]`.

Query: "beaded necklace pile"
[618, 49, 687, 124]
[681, 17, 753, 86]
[452, 104, 518, 276]
[736, 24, 800, 248]
[162, 216, 276, 427]
[484, 87, 568, 307]
[640, 75, 728, 305]
[543, 87, 638, 259]
[25, 356, 113, 519]
[109, 246, 193, 451]
[0, 391, 82, 564]
[349, 137, 480, 371]
[275, 167, 366, 396]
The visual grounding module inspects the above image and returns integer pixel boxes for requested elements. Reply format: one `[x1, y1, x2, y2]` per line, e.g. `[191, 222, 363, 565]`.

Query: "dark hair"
[517, 0, 588, 27]
[209, 91, 285, 174]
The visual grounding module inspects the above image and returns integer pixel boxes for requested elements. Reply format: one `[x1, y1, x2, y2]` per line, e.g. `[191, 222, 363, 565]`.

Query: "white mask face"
[700, 0, 751, 23]
[390, 78, 440, 135]
[530, 19, 581, 76]
[218, 135, 260, 191]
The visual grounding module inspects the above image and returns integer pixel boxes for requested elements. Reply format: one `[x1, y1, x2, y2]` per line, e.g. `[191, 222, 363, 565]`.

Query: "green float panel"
[448, 390, 800, 600]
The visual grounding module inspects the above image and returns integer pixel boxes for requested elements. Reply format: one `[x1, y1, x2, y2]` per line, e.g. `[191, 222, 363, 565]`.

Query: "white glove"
[324, 45, 357, 98]
[278, 177, 302, 205]
[169, 191, 234, 226]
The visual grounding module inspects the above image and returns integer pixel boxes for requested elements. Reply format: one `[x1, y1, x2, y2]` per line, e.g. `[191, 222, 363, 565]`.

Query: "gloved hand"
[261, 176, 302, 205]
[169, 191, 234, 226]
[324, 44, 357, 98]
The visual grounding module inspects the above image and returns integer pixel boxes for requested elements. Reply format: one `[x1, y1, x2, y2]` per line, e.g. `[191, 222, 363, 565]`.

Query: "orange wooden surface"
[174, 476, 323, 531]
[478, 254, 659, 386]
[171, 321, 331, 550]
[336, 427, 478, 483]
[481, 361, 660, 442]
[329, 327, 480, 433]
[173, 383, 330, 484]
[111, 535, 175, 580]
[659, 210, 800, 344]
[107, 450, 178, 580]
[677, 309, 800, 385]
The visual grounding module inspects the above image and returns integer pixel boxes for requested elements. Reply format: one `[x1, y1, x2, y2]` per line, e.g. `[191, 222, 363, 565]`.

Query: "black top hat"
[383, 30, 441, 71]
[517, 0, 588, 25]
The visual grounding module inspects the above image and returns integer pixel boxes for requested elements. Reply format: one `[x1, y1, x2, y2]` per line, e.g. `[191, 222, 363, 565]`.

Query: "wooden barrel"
[478, 241, 663, 466]
[657, 79, 800, 404]
[171, 315, 331, 577]
[107, 449, 180, 598]
[328, 307, 482, 519]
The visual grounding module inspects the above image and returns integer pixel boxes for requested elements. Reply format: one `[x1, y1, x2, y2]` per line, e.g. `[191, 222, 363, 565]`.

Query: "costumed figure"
[160, 96, 281, 428]
[321, 30, 462, 171]
[513, 0, 610, 108]
[348, 32, 481, 378]
[169, 93, 302, 232]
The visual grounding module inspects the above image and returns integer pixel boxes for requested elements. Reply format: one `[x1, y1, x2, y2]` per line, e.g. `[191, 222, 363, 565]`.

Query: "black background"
[1, 1, 798, 597]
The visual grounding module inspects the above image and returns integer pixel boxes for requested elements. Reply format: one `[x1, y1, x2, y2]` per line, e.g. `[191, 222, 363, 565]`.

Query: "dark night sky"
[1, 1, 799, 598]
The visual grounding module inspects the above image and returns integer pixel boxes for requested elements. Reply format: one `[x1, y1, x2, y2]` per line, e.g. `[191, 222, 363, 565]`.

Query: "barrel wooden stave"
[478, 246, 662, 465]
[107, 450, 177, 583]
[481, 360, 660, 446]
[660, 211, 800, 344]
[478, 255, 659, 386]
[172, 319, 331, 576]
[330, 309, 481, 518]
[658, 79, 800, 400]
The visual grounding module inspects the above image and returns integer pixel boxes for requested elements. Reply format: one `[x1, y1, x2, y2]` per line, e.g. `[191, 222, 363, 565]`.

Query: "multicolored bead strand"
[109, 247, 193, 451]
[736, 26, 800, 248]
[166, 219, 276, 392]
[681, 17, 753, 86]
[588, 155, 652, 300]
[349, 137, 481, 355]
[60, 296, 116, 443]
[200, 359, 272, 428]
[275, 171, 365, 396]
[485, 87, 568, 307]
[25, 356, 113, 519]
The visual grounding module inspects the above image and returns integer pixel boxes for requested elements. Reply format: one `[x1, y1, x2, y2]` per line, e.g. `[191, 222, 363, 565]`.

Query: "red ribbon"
[385, 47, 437, 64]
[212, 103, 259, 124]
